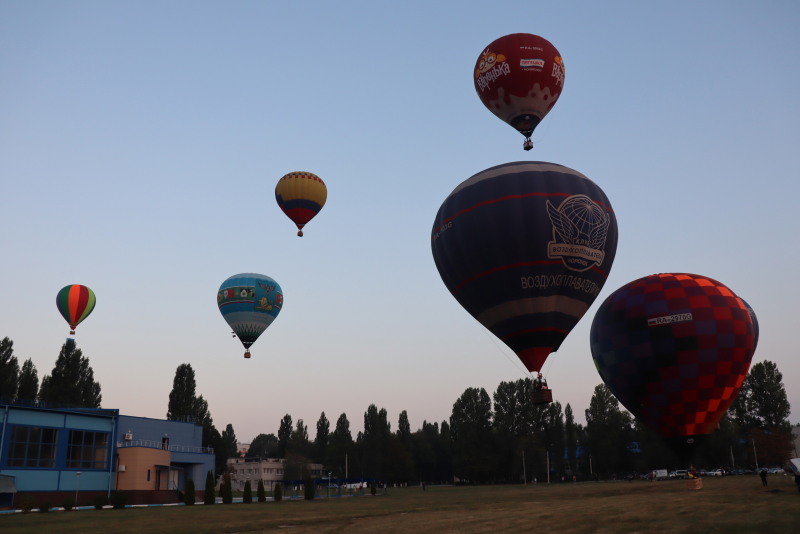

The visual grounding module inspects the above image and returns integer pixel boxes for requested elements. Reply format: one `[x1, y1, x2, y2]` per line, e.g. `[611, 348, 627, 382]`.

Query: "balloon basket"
[686, 478, 703, 490]
[531, 389, 553, 405]
[69, 330, 75, 335]
[244, 351, 251, 359]
[297, 230, 303, 237]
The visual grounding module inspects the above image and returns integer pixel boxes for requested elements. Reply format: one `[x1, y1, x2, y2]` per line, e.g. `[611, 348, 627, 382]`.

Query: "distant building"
[226, 457, 325, 492]
[236, 442, 250, 457]
[0, 399, 215, 509]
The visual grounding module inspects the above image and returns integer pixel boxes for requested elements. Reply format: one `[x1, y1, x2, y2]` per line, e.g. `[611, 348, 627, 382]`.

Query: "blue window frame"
[67, 430, 109, 469]
[147, 470, 151, 481]
[7, 426, 59, 468]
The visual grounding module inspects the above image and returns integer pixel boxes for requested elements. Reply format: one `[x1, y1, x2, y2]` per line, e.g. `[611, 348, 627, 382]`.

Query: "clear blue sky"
[2, 1, 798, 441]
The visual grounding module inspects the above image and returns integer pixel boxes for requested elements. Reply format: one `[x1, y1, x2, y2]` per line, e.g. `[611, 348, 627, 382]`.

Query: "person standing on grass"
[794, 471, 800, 493]
[534, 477, 537, 485]
[760, 469, 768, 487]
[573, 475, 576, 484]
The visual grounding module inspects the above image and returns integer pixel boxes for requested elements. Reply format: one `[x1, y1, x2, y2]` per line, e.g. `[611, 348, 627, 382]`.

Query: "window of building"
[67, 430, 109, 469]
[7, 426, 58, 468]
[247, 468, 252, 475]
[148, 470, 151, 481]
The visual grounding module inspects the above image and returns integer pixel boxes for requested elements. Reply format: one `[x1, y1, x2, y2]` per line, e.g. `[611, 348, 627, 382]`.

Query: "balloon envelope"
[56, 284, 96, 334]
[217, 273, 283, 354]
[741, 299, 759, 353]
[474, 34, 565, 138]
[275, 172, 327, 234]
[590, 273, 756, 444]
[431, 162, 618, 372]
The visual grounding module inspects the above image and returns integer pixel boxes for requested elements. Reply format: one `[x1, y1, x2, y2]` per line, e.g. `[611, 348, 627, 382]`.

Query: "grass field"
[2, 475, 798, 533]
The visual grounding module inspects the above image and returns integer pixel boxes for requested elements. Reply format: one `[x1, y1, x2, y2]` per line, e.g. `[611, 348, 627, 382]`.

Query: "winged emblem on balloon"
[546, 194, 610, 271]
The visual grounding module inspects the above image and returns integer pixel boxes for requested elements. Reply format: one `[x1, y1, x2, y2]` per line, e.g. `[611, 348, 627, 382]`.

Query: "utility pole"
[547, 451, 550, 484]
[522, 452, 527, 485]
[346, 453, 348, 479]
[753, 438, 759, 471]
[730, 445, 736, 468]
[590, 455, 593, 475]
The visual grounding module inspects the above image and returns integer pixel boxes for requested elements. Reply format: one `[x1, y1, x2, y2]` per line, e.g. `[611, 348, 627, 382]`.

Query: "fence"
[117, 440, 214, 454]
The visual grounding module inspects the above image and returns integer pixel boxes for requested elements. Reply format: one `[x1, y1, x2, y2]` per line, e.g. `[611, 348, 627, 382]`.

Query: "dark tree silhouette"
[39, 340, 101, 408]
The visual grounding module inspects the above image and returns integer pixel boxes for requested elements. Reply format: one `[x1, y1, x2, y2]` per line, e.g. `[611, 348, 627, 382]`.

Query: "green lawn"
[2, 475, 798, 533]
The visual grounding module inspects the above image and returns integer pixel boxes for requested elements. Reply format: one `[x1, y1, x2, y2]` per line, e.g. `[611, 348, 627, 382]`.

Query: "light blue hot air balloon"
[217, 273, 283, 358]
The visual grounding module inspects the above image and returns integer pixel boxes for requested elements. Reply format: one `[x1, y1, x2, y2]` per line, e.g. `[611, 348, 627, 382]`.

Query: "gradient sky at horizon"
[1, 1, 799, 442]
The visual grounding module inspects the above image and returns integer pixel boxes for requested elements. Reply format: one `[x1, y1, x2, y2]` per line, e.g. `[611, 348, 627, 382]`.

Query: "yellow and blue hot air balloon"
[275, 171, 327, 237]
[217, 273, 283, 359]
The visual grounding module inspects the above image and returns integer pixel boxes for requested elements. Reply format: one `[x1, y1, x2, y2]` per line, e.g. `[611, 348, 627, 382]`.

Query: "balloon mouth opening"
[516, 347, 553, 373]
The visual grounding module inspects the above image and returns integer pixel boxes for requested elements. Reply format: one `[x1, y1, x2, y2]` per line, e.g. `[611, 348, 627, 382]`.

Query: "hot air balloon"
[217, 273, 283, 358]
[474, 34, 565, 151]
[431, 162, 618, 403]
[589, 273, 756, 458]
[741, 299, 759, 353]
[275, 171, 327, 237]
[56, 284, 96, 336]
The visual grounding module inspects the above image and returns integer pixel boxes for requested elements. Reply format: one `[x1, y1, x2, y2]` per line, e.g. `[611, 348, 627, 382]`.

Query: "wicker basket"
[686, 478, 703, 490]
[531, 389, 553, 405]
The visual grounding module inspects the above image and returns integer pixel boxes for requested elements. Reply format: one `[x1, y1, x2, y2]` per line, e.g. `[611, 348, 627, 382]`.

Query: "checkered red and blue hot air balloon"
[275, 172, 327, 237]
[56, 284, 96, 336]
[589, 273, 756, 455]
[431, 162, 618, 391]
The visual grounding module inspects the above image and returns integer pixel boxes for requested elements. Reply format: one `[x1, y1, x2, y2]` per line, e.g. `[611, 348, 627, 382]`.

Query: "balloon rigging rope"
[481, 325, 530, 379]
[532, 112, 556, 146]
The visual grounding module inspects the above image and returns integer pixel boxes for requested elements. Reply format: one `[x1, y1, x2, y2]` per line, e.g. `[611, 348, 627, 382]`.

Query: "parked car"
[710, 469, 724, 477]
[650, 469, 668, 481]
[767, 468, 786, 475]
[699, 469, 708, 476]
[674, 470, 688, 479]
[668, 471, 677, 478]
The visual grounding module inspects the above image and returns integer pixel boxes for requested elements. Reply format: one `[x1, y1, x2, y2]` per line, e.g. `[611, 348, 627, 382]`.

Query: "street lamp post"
[75, 472, 82, 504]
[328, 472, 331, 498]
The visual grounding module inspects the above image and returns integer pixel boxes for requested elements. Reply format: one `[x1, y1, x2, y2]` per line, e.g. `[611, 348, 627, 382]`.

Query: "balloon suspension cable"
[531, 113, 556, 146]
[542, 350, 557, 380]
[481, 325, 529, 378]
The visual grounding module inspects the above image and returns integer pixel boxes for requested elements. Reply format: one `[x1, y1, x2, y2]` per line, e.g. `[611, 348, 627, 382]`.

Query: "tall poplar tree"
[39, 340, 101, 408]
[17, 359, 39, 402]
[0, 337, 19, 399]
[315, 412, 330, 464]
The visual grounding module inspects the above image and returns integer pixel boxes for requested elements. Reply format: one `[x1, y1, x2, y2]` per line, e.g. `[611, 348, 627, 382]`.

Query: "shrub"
[110, 490, 127, 509]
[93, 494, 109, 509]
[257, 479, 265, 503]
[243, 480, 252, 503]
[39, 500, 52, 513]
[370, 481, 377, 496]
[185, 478, 195, 506]
[304, 476, 315, 500]
[273, 483, 282, 502]
[20, 495, 35, 514]
[222, 475, 233, 504]
[61, 497, 76, 511]
[204, 470, 215, 505]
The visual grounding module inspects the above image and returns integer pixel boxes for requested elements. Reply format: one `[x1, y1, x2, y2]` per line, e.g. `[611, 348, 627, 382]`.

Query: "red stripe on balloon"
[75, 285, 89, 323]
[68, 285, 81, 324]
[432, 192, 615, 236]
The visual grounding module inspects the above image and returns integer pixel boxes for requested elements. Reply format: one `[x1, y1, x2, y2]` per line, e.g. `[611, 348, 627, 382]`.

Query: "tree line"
[0, 337, 102, 408]
[169, 359, 793, 483]
[2, 339, 792, 483]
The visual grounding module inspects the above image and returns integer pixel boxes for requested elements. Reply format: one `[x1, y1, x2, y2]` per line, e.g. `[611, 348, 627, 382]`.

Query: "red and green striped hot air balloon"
[56, 285, 96, 336]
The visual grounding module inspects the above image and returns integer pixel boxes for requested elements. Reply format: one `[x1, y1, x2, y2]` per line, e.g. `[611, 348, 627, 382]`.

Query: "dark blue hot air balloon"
[431, 161, 618, 383]
[741, 299, 759, 353]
